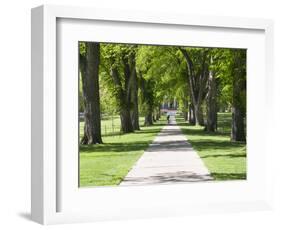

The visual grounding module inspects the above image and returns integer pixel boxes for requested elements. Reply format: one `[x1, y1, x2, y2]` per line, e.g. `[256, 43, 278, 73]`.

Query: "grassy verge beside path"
[80, 115, 146, 139]
[80, 117, 166, 187]
[177, 113, 246, 180]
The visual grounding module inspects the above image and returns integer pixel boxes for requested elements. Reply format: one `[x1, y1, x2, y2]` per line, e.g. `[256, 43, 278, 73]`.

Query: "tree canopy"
[79, 42, 247, 144]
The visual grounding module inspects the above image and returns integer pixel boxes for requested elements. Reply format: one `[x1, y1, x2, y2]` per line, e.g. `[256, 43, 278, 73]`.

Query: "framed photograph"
[31, 5, 274, 225]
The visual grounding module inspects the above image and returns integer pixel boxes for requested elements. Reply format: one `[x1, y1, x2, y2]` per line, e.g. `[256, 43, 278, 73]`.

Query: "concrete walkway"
[120, 116, 213, 186]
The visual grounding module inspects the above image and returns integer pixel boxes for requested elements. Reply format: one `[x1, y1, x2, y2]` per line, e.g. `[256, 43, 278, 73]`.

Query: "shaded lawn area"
[177, 113, 246, 180]
[80, 115, 146, 138]
[79, 117, 166, 187]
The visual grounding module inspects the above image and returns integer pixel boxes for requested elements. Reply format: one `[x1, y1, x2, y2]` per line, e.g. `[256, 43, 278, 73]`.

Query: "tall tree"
[182, 98, 189, 121]
[110, 64, 134, 133]
[100, 44, 136, 133]
[139, 73, 155, 126]
[129, 51, 140, 130]
[188, 103, 196, 125]
[136, 45, 187, 125]
[179, 48, 209, 126]
[231, 49, 246, 141]
[205, 56, 217, 132]
[79, 42, 102, 144]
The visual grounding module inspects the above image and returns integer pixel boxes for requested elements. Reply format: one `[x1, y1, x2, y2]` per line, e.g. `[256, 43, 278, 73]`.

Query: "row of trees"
[79, 42, 246, 145]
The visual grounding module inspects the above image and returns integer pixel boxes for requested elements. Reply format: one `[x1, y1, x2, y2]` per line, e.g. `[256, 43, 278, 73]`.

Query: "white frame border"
[31, 4, 274, 225]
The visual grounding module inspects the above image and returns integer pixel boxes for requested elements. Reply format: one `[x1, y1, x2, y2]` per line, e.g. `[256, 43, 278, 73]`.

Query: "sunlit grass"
[80, 112, 246, 187]
[177, 113, 246, 180]
[79, 116, 166, 187]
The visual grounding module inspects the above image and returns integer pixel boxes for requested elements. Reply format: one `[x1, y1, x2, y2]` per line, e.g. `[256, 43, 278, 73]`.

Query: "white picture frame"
[31, 4, 274, 225]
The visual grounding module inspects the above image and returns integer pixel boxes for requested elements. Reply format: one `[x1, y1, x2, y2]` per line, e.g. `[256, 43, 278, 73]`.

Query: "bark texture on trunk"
[80, 43, 102, 144]
[153, 114, 156, 122]
[140, 73, 154, 126]
[231, 107, 245, 141]
[194, 104, 204, 126]
[120, 107, 134, 133]
[143, 98, 154, 126]
[156, 105, 161, 120]
[188, 103, 196, 125]
[183, 99, 189, 121]
[205, 58, 217, 132]
[129, 54, 140, 130]
[231, 50, 246, 142]
[144, 113, 153, 126]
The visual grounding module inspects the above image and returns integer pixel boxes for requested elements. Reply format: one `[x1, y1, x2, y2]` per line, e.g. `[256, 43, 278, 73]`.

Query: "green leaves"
[81, 42, 246, 121]
[79, 42, 86, 56]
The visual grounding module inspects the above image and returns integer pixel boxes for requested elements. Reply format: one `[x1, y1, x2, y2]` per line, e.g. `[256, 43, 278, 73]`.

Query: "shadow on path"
[122, 171, 213, 185]
[120, 115, 213, 185]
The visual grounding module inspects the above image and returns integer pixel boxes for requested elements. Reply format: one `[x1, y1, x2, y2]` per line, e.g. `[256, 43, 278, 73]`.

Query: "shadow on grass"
[99, 128, 164, 137]
[100, 173, 124, 181]
[140, 122, 167, 128]
[177, 121, 246, 157]
[187, 139, 245, 151]
[80, 141, 151, 153]
[178, 123, 230, 137]
[135, 127, 165, 134]
[176, 118, 246, 142]
[200, 153, 246, 158]
[98, 122, 167, 137]
[176, 116, 246, 182]
[211, 172, 246, 180]
[80, 122, 167, 154]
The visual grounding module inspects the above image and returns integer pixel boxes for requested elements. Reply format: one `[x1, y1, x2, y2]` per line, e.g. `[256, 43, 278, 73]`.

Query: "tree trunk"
[144, 102, 154, 126]
[183, 99, 188, 121]
[110, 67, 134, 133]
[153, 113, 157, 122]
[80, 43, 102, 145]
[194, 104, 204, 126]
[205, 58, 217, 132]
[231, 107, 245, 141]
[144, 113, 153, 126]
[130, 55, 140, 130]
[158, 105, 161, 120]
[156, 105, 161, 120]
[179, 48, 208, 126]
[231, 50, 246, 142]
[120, 106, 134, 133]
[140, 73, 154, 126]
[183, 112, 188, 121]
[188, 103, 196, 125]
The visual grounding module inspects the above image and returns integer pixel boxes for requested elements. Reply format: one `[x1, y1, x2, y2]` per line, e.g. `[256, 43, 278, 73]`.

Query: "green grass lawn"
[177, 113, 246, 180]
[79, 116, 166, 187]
[80, 113, 246, 187]
[80, 115, 137, 139]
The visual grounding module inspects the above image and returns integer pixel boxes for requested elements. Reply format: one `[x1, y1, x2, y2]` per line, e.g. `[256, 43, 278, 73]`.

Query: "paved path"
[120, 116, 213, 186]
